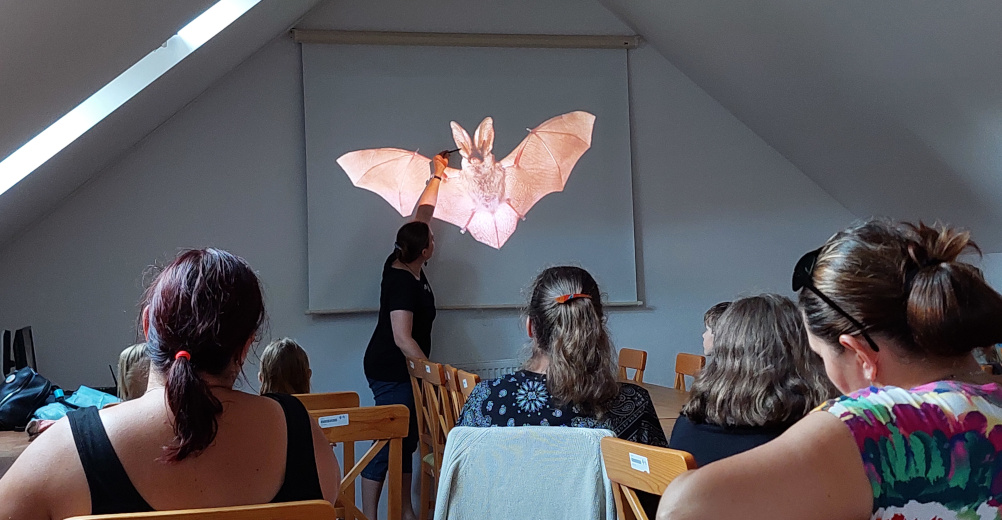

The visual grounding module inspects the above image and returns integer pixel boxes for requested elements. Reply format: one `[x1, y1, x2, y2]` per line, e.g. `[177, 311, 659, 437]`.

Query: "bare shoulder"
[657, 412, 872, 520]
[0, 416, 90, 519]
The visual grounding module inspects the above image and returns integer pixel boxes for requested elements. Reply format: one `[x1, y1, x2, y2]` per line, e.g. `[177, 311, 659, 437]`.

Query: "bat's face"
[451, 118, 496, 166]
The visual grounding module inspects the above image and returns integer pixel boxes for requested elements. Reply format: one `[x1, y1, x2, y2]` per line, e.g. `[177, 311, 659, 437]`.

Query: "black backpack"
[0, 367, 52, 430]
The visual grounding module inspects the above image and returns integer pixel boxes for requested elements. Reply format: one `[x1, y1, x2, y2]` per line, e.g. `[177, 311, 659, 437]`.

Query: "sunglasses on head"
[792, 248, 880, 352]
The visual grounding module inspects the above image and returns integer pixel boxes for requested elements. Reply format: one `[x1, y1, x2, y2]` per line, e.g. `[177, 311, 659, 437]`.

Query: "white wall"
[0, 0, 855, 394]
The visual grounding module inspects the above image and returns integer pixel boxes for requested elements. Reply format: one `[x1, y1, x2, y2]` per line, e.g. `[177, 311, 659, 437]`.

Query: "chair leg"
[419, 467, 431, 520]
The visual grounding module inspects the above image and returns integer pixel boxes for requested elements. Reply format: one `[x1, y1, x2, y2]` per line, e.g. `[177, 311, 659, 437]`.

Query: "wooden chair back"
[294, 392, 361, 509]
[442, 365, 464, 422]
[407, 357, 450, 520]
[294, 392, 360, 411]
[618, 348, 648, 383]
[455, 369, 480, 400]
[311, 405, 409, 520]
[600, 437, 697, 520]
[65, 500, 338, 519]
[673, 353, 706, 391]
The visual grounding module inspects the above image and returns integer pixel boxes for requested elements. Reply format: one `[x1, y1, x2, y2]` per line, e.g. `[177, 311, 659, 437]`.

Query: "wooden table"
[0, 430, 30, 477]
[636, 382, 689, 435]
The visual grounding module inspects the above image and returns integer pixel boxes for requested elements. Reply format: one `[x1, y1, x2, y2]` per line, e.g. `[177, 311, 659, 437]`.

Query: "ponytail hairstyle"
[800, 219, 1002, 358]
[142, 248, 265, 462]
[683, 294, 839, 428]
[395, 222, 431, 263]
[259, 338, 311, 395]
[526, 266, 619, 416]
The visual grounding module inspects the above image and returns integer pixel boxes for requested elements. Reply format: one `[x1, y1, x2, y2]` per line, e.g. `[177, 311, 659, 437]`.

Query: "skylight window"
[0, 0, 260, 196]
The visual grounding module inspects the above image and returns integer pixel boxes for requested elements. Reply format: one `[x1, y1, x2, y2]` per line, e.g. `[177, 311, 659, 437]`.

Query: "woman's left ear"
[142, 307, 150, 340]
[525, 317, 533, 339]
[840, 334, 880, 383]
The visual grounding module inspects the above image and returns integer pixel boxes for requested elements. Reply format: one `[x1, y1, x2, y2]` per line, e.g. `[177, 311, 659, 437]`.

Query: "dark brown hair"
[799, 219, 1002, 358]
[683, 294, 838, 428]
[395, 221, 431, 263]
[526, 266, 620, 416]
[259, 338, 311, 395]
[703, 301, 731, 330]
[143, 248, 264, 462]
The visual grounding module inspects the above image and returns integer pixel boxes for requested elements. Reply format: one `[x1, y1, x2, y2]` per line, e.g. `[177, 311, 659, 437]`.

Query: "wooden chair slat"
[65, 500, 337, 519]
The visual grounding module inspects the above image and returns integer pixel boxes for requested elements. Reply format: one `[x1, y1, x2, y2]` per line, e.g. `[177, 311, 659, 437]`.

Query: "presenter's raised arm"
[413, 151, 450, 224]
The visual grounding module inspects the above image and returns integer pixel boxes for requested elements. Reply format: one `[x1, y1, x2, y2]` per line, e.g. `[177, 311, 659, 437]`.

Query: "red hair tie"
[175, 350, 191, 361]
[554, 293, 591, 304]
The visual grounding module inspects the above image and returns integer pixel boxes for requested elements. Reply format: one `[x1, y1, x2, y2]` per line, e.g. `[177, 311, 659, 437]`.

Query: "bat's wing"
[432, 175, 517, 249]
[499, 111, 596, 218]
[336, 148, 431, 216]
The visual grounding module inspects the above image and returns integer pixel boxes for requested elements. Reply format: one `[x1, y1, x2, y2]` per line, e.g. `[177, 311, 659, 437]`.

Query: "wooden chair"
[406, 357, 449, 520]
[65, 500, 338, 519]
[618, 348, 648, 383]
[311, 405, 409, 520]
[294, 391, 360, 411]
[673, 353, 705, 391]
[600, 437, 697, 520]
[442, 366, 481, 415]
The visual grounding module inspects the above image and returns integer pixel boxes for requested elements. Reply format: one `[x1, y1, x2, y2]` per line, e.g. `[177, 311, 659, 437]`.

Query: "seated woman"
[458, 266, 667, 447]
[658, 220, 1002, 520]
[670, 294, 838, 467]
[259, 337, 312, 395]
[0, 248, 339, 519]
[117, 343, 150, 401]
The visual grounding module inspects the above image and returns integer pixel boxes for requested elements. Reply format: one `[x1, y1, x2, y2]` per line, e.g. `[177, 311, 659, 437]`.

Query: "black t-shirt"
[364, 253, 436, 382]
[668, 414, 787, 467]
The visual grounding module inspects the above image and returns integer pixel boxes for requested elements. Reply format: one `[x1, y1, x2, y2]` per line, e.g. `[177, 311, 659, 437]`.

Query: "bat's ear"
[474, 117, 494, 157]
[451, 121, 473, 159]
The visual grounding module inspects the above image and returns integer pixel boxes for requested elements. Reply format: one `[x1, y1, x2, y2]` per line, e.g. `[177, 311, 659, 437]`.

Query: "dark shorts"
[360, 378, 419, 481]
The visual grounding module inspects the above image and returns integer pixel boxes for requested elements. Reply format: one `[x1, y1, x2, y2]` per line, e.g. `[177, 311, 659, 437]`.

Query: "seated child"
[259, 337, 312, 394]
[701, 301, 730, 355]
[118, 343, 150, 400]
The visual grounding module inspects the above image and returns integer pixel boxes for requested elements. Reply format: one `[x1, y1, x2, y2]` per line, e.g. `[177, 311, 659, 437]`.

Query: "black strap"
[264, 393, 324, 502]
[67, 406, 152, 514]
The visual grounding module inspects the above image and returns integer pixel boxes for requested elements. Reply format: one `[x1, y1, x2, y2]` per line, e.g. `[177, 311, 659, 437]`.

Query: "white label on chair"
[318, 414, 348, 428]
[629, 453, 650, 474]
[462, 380, 468, 388]
[425, 365, 431, 373]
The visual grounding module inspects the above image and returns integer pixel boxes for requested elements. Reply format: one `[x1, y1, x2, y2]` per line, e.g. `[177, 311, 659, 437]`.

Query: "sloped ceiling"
[0, 0, 322, 248]
[0, 1, 213, 160]
[600, 1, 1002, 251]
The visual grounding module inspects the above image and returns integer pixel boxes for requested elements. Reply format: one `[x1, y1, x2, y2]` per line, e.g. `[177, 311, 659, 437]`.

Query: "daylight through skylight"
[0, 0, 260, 196]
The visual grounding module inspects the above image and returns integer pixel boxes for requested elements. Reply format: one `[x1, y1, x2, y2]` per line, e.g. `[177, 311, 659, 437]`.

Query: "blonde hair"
[259, 338, 311, 395]
[118, 343, 150, 401]
[526, 266, 619, 417]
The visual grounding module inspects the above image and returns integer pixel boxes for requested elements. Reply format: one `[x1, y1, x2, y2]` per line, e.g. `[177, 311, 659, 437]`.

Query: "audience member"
[259, 337, 312, 395]
[117, 343, 150, 401]
[0, 248, 339, 518]
[658, 220, 1002, 520]
[701, 301, 730, 355]
[670, 294, 838, 466]
[458, 266, 667, 447]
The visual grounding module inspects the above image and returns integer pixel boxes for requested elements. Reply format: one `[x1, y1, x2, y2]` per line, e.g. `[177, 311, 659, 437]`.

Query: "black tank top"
[67, 393, 323, 515]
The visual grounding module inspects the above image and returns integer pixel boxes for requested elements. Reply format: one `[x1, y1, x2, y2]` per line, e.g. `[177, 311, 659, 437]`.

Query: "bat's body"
[337, 111, 595, 249]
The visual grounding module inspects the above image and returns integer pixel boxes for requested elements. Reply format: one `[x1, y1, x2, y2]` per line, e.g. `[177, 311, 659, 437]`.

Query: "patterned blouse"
[819, 381, 1002, 520]
[457, 370, 668, 447]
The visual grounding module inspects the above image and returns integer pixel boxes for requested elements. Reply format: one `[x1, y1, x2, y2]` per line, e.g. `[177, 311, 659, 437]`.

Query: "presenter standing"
[360, 151, 448, 520]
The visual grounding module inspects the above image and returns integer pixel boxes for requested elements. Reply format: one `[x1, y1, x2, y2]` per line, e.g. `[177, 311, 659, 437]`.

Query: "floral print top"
[457, 370, 668, 447]
[819, 381, 1002, 520]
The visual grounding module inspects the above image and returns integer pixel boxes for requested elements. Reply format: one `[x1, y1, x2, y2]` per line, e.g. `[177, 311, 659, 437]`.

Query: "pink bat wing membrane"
[466, 203, 519, 249]
[430, 169, 474, 228]
[336, 148, 431, 216]
[500, 111, 596, 218]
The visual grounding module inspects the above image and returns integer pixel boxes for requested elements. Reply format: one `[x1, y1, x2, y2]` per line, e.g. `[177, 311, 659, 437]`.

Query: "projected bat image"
[336, 111, 595, 249]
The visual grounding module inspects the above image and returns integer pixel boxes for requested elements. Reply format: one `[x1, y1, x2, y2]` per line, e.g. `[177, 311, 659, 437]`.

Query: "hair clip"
[554, 293, 591, 304]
